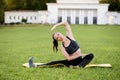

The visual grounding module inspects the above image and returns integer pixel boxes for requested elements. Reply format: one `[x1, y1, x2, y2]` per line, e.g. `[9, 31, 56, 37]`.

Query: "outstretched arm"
[51, 22, 74, 40]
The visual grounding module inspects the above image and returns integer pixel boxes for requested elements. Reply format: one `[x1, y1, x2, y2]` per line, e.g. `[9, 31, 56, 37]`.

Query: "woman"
[29, 22, 94, 68]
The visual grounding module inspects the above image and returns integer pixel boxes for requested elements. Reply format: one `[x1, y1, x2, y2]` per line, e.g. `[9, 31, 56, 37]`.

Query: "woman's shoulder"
[66, 36, 76, 41]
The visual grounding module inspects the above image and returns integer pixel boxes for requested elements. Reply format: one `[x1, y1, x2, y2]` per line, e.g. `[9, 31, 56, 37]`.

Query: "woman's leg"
[28, 57, 70, 67]
[44, 60, 70, 67]
[79, 53, 94, 68]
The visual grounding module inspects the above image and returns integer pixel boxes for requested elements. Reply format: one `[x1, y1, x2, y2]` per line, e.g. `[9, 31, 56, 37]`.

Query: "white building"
[5, 11, 49, 24]
[106, 12, 120, 25]
[4, 0, 120, 25]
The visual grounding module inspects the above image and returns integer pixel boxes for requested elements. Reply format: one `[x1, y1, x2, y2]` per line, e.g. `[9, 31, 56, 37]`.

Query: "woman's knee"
[85, 53, 94, 60]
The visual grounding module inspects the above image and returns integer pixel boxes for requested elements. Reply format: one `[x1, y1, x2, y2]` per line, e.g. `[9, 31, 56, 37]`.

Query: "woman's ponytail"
[52, 33, 58, 52]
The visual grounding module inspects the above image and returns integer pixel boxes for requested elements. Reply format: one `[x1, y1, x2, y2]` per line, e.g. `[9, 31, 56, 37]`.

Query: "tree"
[5, 0, 27, 10]
[25, 0, 47, 10]
[25, 0, 56, 10]
[100, 0, 120, 11]
[5, 0, 56, 10]
[0, 0, 6, 24]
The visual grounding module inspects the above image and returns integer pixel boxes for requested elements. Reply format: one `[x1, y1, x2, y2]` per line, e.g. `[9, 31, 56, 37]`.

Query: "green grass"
[0, 24, 120, 80]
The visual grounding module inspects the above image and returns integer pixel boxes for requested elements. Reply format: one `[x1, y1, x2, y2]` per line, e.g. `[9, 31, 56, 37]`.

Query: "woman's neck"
[62, 37, 70, 46]
[62, 36, 67, 43]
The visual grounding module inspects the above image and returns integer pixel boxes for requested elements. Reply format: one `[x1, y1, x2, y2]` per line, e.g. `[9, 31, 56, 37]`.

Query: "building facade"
[4, 0, 120, 25]
[5, 11, 49, 24]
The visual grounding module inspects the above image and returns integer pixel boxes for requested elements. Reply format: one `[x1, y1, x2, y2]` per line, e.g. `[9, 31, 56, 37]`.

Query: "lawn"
[0, 24, 120, 80]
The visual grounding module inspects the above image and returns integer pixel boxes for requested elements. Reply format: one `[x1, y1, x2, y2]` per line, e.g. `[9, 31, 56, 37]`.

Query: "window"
[67, 9, 71, 24]
[34, 16, 36, 20]
[75, 9, 79, 24]
[58, 16, 62, 23]
[93, 9, 97, 24]
[30, 16, 32, 20]
[93, 17, 97, 24]
[84, 17, 88, 24]
[58, 9, 62, 23]
[67, 16, 71, 24]
[9, 16, 11, 20]
[14, 16, 16, 20]
[18, 16, 20, 20]
[75, 17, 79, 24]
[84, 10, 88, 24]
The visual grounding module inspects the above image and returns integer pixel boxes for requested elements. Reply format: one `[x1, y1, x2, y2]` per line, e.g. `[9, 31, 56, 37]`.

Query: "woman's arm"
[51, 22, 74, 40]
[61, 46, 86, 61]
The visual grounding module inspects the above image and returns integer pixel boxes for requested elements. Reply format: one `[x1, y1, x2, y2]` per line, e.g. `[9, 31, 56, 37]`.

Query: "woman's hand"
[51, 25, 56, 31]
[50, 22, 74, 40]
[50, 22, 65, 31]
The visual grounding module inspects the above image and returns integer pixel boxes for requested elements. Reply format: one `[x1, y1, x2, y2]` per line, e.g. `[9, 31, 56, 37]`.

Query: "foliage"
[5, 0, 56, 10]
[100, 0, 120, 11]
[0, 24, 120, 80]
[0, 0, 6, 24]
